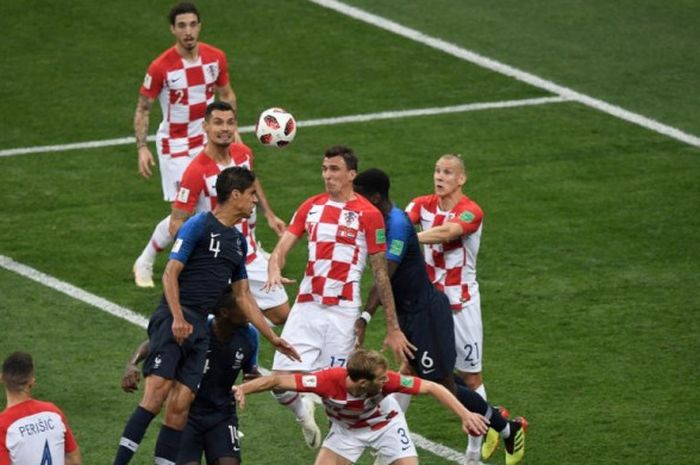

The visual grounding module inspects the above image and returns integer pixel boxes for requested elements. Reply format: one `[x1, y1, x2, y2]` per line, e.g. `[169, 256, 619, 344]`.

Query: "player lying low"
[233, 349, 489, 465]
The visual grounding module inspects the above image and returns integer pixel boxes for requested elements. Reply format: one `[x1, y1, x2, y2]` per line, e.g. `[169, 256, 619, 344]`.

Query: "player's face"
[364, 367, 389, 396]
[171, 13, 201, 51]
[220, 305, 248, 327]
[204, 110, 237, 147]
[433, 158, 465, 197]
[235, 185, 258, 218]
[322, 156, 356, 197]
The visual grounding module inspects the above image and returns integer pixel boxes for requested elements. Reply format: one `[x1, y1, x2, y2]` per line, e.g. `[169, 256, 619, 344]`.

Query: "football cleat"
[504, 417, 528, 465]
[297, 396, 321, 449]
[133, 257, 154, 288]
[481, 406, 510, 461]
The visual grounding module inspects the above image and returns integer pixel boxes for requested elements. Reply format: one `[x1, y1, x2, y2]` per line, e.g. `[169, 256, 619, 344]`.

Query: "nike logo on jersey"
[210, 233, 221, 238]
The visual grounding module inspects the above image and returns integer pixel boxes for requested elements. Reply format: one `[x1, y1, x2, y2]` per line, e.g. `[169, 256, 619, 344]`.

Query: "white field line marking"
[1, 254, 466, 464]
[0, 96, 567, 157]
[0, 255, 149, 329]
[309, 0, 700, 149]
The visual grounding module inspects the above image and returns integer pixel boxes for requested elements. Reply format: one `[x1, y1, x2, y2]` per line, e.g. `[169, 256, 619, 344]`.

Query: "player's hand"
[383, 328, 416, 363]
[462, 412, 490, 436]
[121, 364, 141, 393]
[262, 266, 283, 292]
[265, 212, 287, 236]
[172, 317, 193, 345]
[354, 318, 367, 349]
[137, 146, 156, 178]
[272, 336, 301, 362]
[232, 385, 246, 409]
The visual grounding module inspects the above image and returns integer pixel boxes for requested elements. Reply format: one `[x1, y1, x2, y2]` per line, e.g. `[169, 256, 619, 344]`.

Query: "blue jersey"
[167, 212, 248, 315]
[191, 322, 258, 416]
[385, 206, 438, 314]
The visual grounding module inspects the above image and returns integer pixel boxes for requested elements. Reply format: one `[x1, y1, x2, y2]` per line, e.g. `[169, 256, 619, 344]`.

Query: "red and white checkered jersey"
[0, 399, 78, 465]
[405, 194, 483, 310]
[140, 43, 229, 159]
[294, 368, 421, 430]
[287, 194, 387, 307]
[173, 143, 259, 263]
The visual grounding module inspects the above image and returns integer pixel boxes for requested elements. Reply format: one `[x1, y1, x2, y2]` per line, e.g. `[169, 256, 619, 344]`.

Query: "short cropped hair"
[353, 168, 390, 199]
[169, 2, 200, 25]
[347, 349, 388, 382]
[324, 145, 358, 172]
[438, 153, 466, 173]
[1, 352, 34, 392]
[205, 101, 235, 121]
[216, 167, 255, 204]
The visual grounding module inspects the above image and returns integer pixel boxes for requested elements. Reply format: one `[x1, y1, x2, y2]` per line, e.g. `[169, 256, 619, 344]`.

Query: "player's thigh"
[373, 416, 418, 465]
[159, 154, 193, 202]
[176, 420, 206, 465]
[453, 294, 484, 373]
[203, 416, 241, 465]
[319, 423, 364, 464]
[406, 294, 456, 380]
[172, 319, 209, 395]
[272, 302, 329, 371]
[318, 305, 358, 369]
[144, 305, 183, 382]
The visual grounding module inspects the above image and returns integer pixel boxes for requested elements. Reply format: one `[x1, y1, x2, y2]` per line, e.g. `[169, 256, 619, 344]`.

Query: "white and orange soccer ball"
[255, 107, 297, 147]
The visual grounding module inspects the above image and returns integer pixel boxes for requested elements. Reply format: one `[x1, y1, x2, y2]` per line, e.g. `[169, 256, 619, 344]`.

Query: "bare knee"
[264, 303, 290, 326]
[163, 382, 195, 430]
[139, 375, 173, 414]
[458, 371, 483, 391]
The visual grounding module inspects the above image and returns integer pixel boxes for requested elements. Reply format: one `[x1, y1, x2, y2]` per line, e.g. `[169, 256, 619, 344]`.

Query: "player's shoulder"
[0, 399, 62, 424]
[387, 206, 411, 228]
[454, 195, 484, 218]
[303, 192, 331, 207]
[407, 194, 438, 211]
[149, 46, 181, 69]
[228, 142, 254, 165]
[198, 42, 227, 59]
[351, 195, 383, 217]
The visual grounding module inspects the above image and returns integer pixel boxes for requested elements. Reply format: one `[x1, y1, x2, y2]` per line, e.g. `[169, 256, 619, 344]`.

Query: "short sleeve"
[404, 198, 422, 224]
[140, 59, 165, 100]
[216, 51, 229, 87]
[361, 208, 387, 255]
[448, 206, 483, 235]
[287, 198, 315, 237]
[172, 162, 206, 213]
[385, 210, 413, 264]
[382, 371, 421, 395]
[170, 214, 207, 263]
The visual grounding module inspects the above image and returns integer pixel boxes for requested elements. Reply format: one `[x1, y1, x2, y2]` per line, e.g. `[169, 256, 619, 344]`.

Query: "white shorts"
[323, 412, 417, 464]
[245, 253, 288, 310]
[272, 301, 357, 372]
[156, 153, 195, 201]
[453, 291, 484, 373]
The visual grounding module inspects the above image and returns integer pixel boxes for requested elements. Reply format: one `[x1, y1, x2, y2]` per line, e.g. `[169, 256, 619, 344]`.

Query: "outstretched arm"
[232, 279, 300, 362]
[419, 380, 489, 436]
[233, 374, 298, 409]
[263, 231, 300, 291]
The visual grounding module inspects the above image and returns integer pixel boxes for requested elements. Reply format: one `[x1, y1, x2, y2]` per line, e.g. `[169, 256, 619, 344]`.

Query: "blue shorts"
[177, 408, 241, 465]
[399, 291, 456, 381]
[143, 303, 209, 394]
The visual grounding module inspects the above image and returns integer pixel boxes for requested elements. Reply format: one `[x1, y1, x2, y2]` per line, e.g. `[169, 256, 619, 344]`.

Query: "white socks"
[467, 383, 487, 453]
[138, 215, 173, 264]
[272, 390, 308, 420]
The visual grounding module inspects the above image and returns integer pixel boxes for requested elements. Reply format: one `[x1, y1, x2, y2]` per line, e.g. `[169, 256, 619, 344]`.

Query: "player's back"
[0, 399, 77, 465]
[385, 207, 438, 314]
[191, 324, 257, 416]
[169, 212, 248, 315]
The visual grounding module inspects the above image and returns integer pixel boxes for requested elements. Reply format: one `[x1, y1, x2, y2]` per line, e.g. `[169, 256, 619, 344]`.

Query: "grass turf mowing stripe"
[310, 0, 700, 149]
[0, 96, 567, 157]
[0, 254, 468, 464]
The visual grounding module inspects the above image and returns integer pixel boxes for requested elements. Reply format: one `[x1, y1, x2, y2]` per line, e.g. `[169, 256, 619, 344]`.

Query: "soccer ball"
[255, 108, 297, 147]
